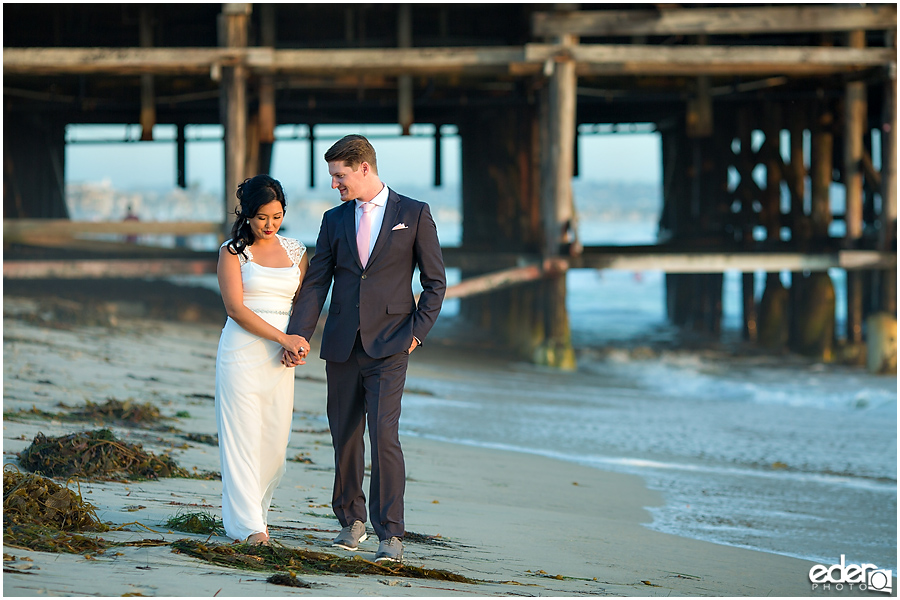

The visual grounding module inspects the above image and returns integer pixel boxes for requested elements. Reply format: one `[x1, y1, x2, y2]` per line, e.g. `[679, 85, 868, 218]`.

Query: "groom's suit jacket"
[287, 188, 446, 362]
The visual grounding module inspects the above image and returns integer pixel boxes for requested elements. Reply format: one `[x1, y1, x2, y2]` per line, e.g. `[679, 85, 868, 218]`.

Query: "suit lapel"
[367, 189, 400, 268]
[341, 201, 364, 270]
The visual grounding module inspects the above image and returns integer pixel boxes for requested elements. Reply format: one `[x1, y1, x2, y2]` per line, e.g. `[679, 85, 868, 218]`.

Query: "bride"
[215, 174, 310, 545]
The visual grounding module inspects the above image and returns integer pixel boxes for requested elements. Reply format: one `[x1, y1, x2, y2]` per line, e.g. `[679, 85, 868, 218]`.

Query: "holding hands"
[280, 334, 309, 367]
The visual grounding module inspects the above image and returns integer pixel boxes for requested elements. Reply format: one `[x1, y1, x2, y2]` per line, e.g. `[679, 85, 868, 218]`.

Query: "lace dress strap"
[277, 235, 306, 266]
[221, 239, 252, 266]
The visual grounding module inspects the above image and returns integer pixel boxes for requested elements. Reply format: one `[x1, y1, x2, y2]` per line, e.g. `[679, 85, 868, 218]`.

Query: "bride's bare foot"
[246, 532, 269, 546]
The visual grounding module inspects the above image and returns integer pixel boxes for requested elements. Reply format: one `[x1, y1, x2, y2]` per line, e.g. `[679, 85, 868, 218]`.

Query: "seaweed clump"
[67, 398, 167, 427]
[267, 573, 312, 588]
[183, 432, 218, 446]
[4, 398, 174, 430]
[165, 511, 224, 535]
[171, 539, 480, 583]
[17, 429, 214, 481]
[3, 467, 112, 553]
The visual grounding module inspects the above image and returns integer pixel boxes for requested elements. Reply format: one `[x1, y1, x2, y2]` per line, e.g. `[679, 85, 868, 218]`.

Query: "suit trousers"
[325, 332, 409, 541]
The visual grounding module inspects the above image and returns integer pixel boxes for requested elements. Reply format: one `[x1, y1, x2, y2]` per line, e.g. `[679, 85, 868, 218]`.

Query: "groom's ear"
[360, 161, 370, 176]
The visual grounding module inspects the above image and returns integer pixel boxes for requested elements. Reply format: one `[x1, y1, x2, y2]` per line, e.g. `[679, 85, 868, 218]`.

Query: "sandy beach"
[3, 292, 827, 597]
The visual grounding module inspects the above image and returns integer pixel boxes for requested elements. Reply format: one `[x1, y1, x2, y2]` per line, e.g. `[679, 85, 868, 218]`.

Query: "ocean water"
[401, 335, 897, 573]
[404, 217, 898, 574]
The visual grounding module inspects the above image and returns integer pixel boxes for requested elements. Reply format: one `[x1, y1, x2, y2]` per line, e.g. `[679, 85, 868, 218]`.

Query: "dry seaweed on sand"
[4, 525, 114, 554]
[4, 467, 190, 554]
[3, 405, 59, 421]
[3, 466, 113, 553]
[267, 572, 312, 588]
[4, 398, 174, 429]
[171, 539, 481, 583]
[165, 511, 224, 535]
[67, 398, 169, 427]
[182, 432, 218, 446]
[404, 531, 457, 547]
[4, 467, 108, 532]
[17, 429, 217, 481]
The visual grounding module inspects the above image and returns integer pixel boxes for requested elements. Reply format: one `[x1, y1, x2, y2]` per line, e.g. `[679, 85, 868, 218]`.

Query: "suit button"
[361, 274, 367, 280]
[356, 303, 359, 308]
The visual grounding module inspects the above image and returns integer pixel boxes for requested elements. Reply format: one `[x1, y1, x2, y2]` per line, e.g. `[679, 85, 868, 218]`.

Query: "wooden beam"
[880, 31, 897, 314]
[139, 7, 155, 141]
[1, 47, 247, 75]
[442, 247, 896, 273]
[3, 259, 218, 279]
[5, 44, 893, 78]
[861, 151, 882, 190]
[176, 123, 187, 188]
[574, 250, 896, 273]
[533, 6, 897, 38]
[257, 4, 276, 145]
[810, 102, 834, 239]
[220, 4, 250, 224]
[265, 47, 525, 76]
[397, 4, 414, 135]
[3, 249, 894, 279]
[541, 44, 578, 257]
[525, 44, 895, 77]
[3, 219, 223, 238]
[0, 45, 525, 77]
[881, 36, 898, 254]
[844, 30, 867, 241]
[443, 260, 568, 300]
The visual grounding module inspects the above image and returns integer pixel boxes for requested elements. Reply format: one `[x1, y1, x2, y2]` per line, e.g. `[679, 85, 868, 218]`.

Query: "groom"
[284, 134, 446, 563]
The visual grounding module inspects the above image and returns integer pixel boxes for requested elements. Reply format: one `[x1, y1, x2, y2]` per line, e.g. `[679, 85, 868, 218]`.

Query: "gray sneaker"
[374, 537, 403, 563]
[332, 520, 367, 551]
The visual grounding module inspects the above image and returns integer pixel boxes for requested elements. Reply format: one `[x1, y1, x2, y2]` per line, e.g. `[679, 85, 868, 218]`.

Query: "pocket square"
[391, 223, 408, 231]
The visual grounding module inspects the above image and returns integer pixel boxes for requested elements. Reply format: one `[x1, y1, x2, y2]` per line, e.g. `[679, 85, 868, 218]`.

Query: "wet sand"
[3, 295, 821, 596]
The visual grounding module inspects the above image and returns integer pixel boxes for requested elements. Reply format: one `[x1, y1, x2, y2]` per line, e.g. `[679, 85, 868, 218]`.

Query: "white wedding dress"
[215, 234, 306, 541]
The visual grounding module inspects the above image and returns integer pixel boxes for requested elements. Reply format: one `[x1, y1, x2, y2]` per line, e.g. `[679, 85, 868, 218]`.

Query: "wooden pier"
[3, 4, 897, 369]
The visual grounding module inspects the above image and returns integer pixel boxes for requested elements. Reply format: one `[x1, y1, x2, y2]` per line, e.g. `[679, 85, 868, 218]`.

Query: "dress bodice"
[222, 235, 305, 317]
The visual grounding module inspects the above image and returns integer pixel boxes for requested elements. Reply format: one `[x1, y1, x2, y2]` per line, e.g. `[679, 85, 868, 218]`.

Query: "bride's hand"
[281, 334, 309, 357]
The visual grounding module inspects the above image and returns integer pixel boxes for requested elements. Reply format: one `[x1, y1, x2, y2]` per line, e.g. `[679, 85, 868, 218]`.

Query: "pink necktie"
[357, 202, 376, 267]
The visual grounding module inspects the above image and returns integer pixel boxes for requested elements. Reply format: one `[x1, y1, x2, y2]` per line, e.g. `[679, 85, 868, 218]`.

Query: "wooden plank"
[1, 47, 521, 76]
[3, 219, 224, 238]
[3, 259, 218, 279]
[1, 47, 249, 75]
[575, 250, 896, 273]
[443, 260, 568, 300]
[221, 6, 249, 222]
[442, 247, 896, 273]
[7, 44, 891, 78]
[533, 6, 897, 37]
[541, 41, 578, 256]
[844, 31, 867, 241]
[811, 102, 834, 238]
[3, 250, 894, 279]
[263, 47, 525, 75]
[524, 44, 896, 77]
[2, 236, 213, 255]
[881, 32, 898, 255]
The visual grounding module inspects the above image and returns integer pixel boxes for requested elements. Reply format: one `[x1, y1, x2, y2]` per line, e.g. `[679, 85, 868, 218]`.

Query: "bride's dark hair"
[226, 174, 287, 257]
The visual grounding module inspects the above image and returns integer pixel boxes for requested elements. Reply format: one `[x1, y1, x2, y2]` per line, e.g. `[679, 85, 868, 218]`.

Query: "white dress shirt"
[355, 184, 388, 260]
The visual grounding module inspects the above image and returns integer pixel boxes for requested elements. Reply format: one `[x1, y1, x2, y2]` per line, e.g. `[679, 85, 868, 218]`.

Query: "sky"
[65, 123, 662, 194]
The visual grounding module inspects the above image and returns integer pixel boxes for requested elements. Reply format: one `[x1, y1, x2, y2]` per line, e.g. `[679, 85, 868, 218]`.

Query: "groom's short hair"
[325, 134, 378, 174]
